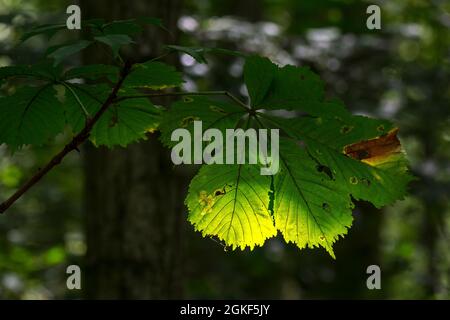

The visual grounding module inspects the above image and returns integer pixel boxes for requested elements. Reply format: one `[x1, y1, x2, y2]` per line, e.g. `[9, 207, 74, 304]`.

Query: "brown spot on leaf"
[180, 116, 200, 128]
[349, 176, 358, 184]
[210, 105, 227, 114]
[340, 125, 354, 134]
[343, 128, 401, 166]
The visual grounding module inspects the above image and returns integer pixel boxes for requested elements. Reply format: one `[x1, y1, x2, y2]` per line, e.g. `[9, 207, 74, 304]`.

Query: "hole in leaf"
[361, 178, 371, 186]
[340, 125, 353, 134]
[322, 202, 331, 212]
[214, 187, 226, 196]
[316, 164, 334, 180]
[319, 235, 325, 241]
[377, 124, 385, 132]
[349, 176, 358, 184]
[183, 97, 194, 103]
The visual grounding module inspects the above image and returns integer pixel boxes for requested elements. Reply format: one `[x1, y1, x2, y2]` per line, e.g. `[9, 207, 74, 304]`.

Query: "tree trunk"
[80, 0, 187, 299]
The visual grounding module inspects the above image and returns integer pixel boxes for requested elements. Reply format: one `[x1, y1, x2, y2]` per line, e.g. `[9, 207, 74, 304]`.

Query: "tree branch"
[0, 62, 133, 214]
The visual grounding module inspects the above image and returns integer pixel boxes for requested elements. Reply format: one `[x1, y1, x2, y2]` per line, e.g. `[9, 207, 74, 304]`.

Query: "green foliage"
[63, 64, 119, 81]
[265, 115, 411, 207]
[159, 96, 245, 149]
[0, 61, 175, 149]
[94, 35, 134, 58]
[21, 23, 67, 42]
[273, 138, 354, 258]
[186, 164, 277, 250]
[47, 40, 93, 66]
[160, 56, 413, 257]
[123, 61, 183, 89]
[0, 20, 413, 258]
[20, 18, 165, 66]
[64, 84, 162, 147]
[243, 56, 276, 106]
[0, 63, 62, 81]
[0, 85, 66, 149]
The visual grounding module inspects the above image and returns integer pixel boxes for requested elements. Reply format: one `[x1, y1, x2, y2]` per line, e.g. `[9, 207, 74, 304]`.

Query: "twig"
[0, 62, 133, 214]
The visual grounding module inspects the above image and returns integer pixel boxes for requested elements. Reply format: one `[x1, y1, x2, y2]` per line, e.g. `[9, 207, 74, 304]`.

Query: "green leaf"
[0, 85, 65, 148]
[88, 17, 166, 37]
[264, 114, 413, 207]
[102, 20, 143, 36]
[64, 84, 161, 147]
[258, 64, 324, 111]
[186, 164, 277, 250]
[83, 19, 106, 28]
[273, 138, 354, 258]
[175, 55, 413, 257]
[94, 34, 134, 58]
[242, 57, 351, 118]
[159, 96, 246, 149]
[0, 63, 61, 81]
[244, 56, 276, 107]
[21, 23, 67, 42]
[166, 46, 209, 64]
[123, 61, 183, 89]
[48, 40, 93, 66]
[64, 64, 119, 82]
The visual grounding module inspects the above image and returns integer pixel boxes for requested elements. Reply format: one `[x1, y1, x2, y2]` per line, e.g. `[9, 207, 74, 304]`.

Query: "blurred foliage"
[0, 0, 448, 299]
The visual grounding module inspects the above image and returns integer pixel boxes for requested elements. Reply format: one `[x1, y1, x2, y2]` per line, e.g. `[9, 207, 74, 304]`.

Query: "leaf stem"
[148, 51, 171, 62]
[60, 82, 91, 119]
[115, 90, 250, 110]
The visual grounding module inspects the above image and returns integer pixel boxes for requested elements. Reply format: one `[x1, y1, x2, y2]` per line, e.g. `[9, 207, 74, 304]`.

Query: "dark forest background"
[0, 0, 449, 299]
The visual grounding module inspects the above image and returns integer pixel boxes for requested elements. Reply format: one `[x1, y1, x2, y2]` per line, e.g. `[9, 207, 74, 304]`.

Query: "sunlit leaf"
[186, 164, 277, 250]
[179, 56, 413, 257]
